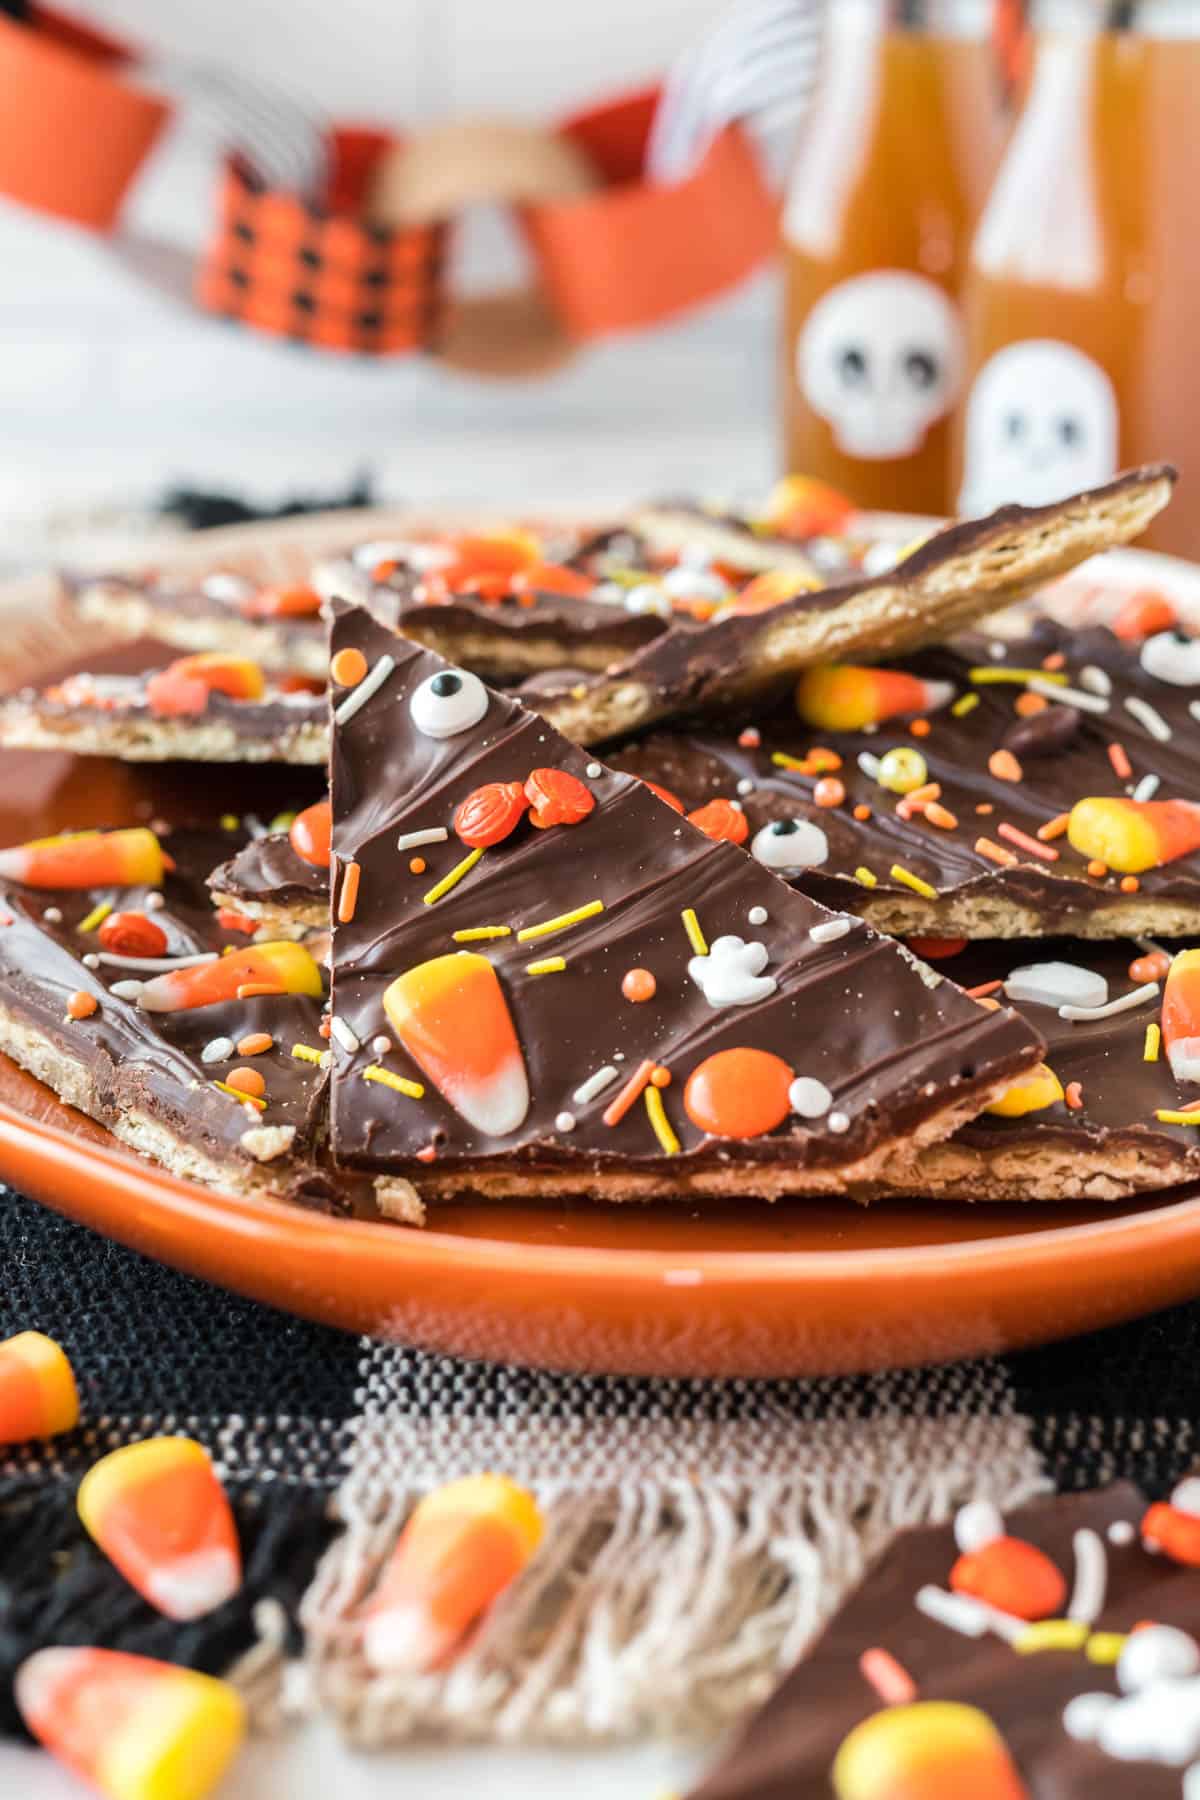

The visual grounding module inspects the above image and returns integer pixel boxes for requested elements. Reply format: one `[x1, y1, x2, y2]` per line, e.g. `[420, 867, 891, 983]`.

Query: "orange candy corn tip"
[0, 1330, 78, 1442]
[0, 828, 164, 890]
[364, 1474, 543, 1673]
[138, 940, 323, 1013]
[383, 953, 529, 1136]
[1067, 797, 1200, 874]
[832, 1702, 1028, 1800]
[17, 1647, 245, 1800]
[1162, 948, 1200, 1083]
[795, 665, 954, 732]
[77, 1438, 241, 1621]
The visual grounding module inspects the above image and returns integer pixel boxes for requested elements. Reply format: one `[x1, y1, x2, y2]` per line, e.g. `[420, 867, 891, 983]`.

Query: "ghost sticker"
[958, 340, 1118, 515]
[797, 271, 964, 460]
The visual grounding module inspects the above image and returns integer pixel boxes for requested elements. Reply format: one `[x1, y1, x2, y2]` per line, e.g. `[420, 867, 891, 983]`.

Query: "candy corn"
[146, 654, 265, 718]
[382, 953, 529, 1135]
[0, 828, 164, 890]
[138, 941, 322, 1013]
[1067, 797, 1200, 874]
[0, 1330, 78, 1442]
[795, 666, 954, 732]
[760, 474, 857, 539]
[832, 1702, 1028, 1800]
[363, 1474, 543, 1672]
[16, 1646, 245, 1800]
[77, 1437, 241, 1620]
[1142, 1477, 1200, 1566]
[714, 568, 822, 619]
[1162, 950, 1200, 1083]
[985, 1063, 1064, 1118]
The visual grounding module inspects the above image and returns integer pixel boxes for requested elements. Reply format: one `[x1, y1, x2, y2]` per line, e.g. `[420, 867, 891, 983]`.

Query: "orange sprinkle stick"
[1037, 813, 1071, 842]
[997, 821, 1059, 863]
[988, 749, 1023, 783]
[966, 980, 1004, 999]
[236, 1033, 273, 1056]
[923, 802, 958, 831]
[1108, 742, 1133, 780]
[858, 1647, 917, 1707]
[975, 836, 1018, 868]
[1065, 1081, 1084, 1110]
[602, 1058, 656, 1128]
[338, 860, 361, 924]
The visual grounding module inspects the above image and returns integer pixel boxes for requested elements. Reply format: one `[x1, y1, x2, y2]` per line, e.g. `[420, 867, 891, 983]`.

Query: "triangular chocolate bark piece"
[327, 606, 1042, 1217]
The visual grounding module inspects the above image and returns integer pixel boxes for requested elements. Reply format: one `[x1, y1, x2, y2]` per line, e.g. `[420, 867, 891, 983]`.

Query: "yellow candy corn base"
[98, 1674, 246, 1800]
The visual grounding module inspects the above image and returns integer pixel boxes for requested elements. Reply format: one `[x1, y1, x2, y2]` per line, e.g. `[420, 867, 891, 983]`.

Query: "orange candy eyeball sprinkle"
[684, 1047, 795, 1140]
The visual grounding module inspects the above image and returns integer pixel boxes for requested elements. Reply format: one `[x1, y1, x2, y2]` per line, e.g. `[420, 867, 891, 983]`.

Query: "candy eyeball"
[751, 818, 829, 871]
[410, 668, 488, 738]
[1140, 629, 1200, 686]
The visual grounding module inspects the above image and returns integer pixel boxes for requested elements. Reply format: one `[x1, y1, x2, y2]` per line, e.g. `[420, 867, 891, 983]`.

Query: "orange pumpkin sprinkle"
[455, 780, 529, 848]
[686, 798, 749, 844]
[97, 911, 168, 958]
[684, 1047, 795, 1140]
[66, 990, 97, 1020]
[525, 767, 596, 829]
[621, 968, 657, 1004]
[640, 779, 685, 815]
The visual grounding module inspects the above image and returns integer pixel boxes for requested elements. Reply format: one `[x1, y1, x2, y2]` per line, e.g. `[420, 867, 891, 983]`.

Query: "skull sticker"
[958, 339, 1118, 515]
[797, 271, 964, 460]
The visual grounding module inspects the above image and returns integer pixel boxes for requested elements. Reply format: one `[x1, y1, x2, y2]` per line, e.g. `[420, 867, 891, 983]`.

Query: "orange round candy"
[813, 777, 845, 809]
[289, 800, 332, 869]
[686, 798, 748, 844]
[330, 647, 368, 687]
[97, 911, 168, 958]
[409, 857, 426, 874]
[67, 991, 97, 1020]
[905, 936, 968, 961]
[641, 780, 685, 814]
[1130, 950, 1170, 983]
[454, 780, 529, 848]
[621, 968, 656, 1003]
[525, 768, 595, 830]
[684, 1048, 795, 1140]
[225, 1067, 265, 1099]
[240, 583, 322, 618]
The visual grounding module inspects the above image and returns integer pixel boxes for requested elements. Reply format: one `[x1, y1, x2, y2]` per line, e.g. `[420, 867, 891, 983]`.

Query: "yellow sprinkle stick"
[1144, 1022, 1161, 1062]
[220, 813, 240, 830]
[363, 1064, 424, 1099]
[890, 863, 938, 901]
[854, 866, 878, 889]
[516, 899, 604, 942]
[1086, 1632, 1127, 1666]
[1156, 1110, 1200, 1126]
[644, 1084, 680, 1155]
[291, 1043, 325, 1065]
[77, 899, 113, 934]
[1013, 1619, 1089, 1655]
[452, 926, 512, 942]
[526, 956, 567, 975]
[770, 751, 809, 771]
[681, 907, 708, 957]
[969, 666, 1068, 686]
[423, 847, 483, 907]
[951, 692, 980, 717]
[213, 1080, 266, 1110]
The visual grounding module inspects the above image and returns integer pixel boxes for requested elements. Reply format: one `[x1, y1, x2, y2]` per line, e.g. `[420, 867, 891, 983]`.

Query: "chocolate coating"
[211, 828, 328, 907]
[328, 606, 1040, 1185]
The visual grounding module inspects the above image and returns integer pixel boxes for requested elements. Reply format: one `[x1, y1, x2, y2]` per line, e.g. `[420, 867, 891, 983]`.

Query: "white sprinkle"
[333, 653, 395, 726]
[43, 906, 62, 924]
[1079, 664, 1112, 696]
[730, 799, 744, 813]
[396, 827, 448, 853]
[1108, 1520, 1136, 1546]
[555, 1111, 576, 1133]
[1132, 772, 1161, 803]
[989, 641, 1007, 660]
[144, 892, 165, 911]
[857, 751, 881, 780]
[955, 1500, 1004, 1554]
[109, 979, 145, 1001]
[915, 1584, 1022, 1643]
[736, 778, 755, 796]
[827, 1111, 850, 1134]
[371, 1035, 392, 1056]
[1124, 694, 1172, 741]
[201, 1036, 235, 1064]
[613, 1052, 625, 1062]
[748, 905, 768, 925]
[1059, 980, 1160, 1022]
[810, 917, 852, 945]
[97, 950, 218, 973]
[82, 954, 99, 969]
[1190, 699, 1200, 726]
[789, 1076, 833, 1118]
[1028, 676, 1110, 714]
[330, 1016, 360, 1054]
[203, 571, 253, 603]
[586, 762, 603, 778]
[573, 1064, 619, 1105]
[1068, 1527, 1108, 1624]
[320, 1050, 332, 1070]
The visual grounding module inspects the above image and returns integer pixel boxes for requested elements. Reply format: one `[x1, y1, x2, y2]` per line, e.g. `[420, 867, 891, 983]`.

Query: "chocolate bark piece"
[608, 613, 1200, 939]
[327, 604, 1042, 1216]
[0, 667, 327, 764]
[0, 827, 329, 1199]
[532, 466, 1175, 745]
[689, 1482, 1200, 1800]
[67, 570, 328, 678]
[209, 827, 329, 936]
[915, 938, 1200, 1200]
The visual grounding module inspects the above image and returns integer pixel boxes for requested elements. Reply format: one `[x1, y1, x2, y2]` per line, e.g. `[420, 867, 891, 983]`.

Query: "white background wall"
[0, 0, 777, 540]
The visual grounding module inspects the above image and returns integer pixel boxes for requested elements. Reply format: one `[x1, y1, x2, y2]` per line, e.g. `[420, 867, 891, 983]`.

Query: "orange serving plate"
[2, 523, 1200, 1378]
